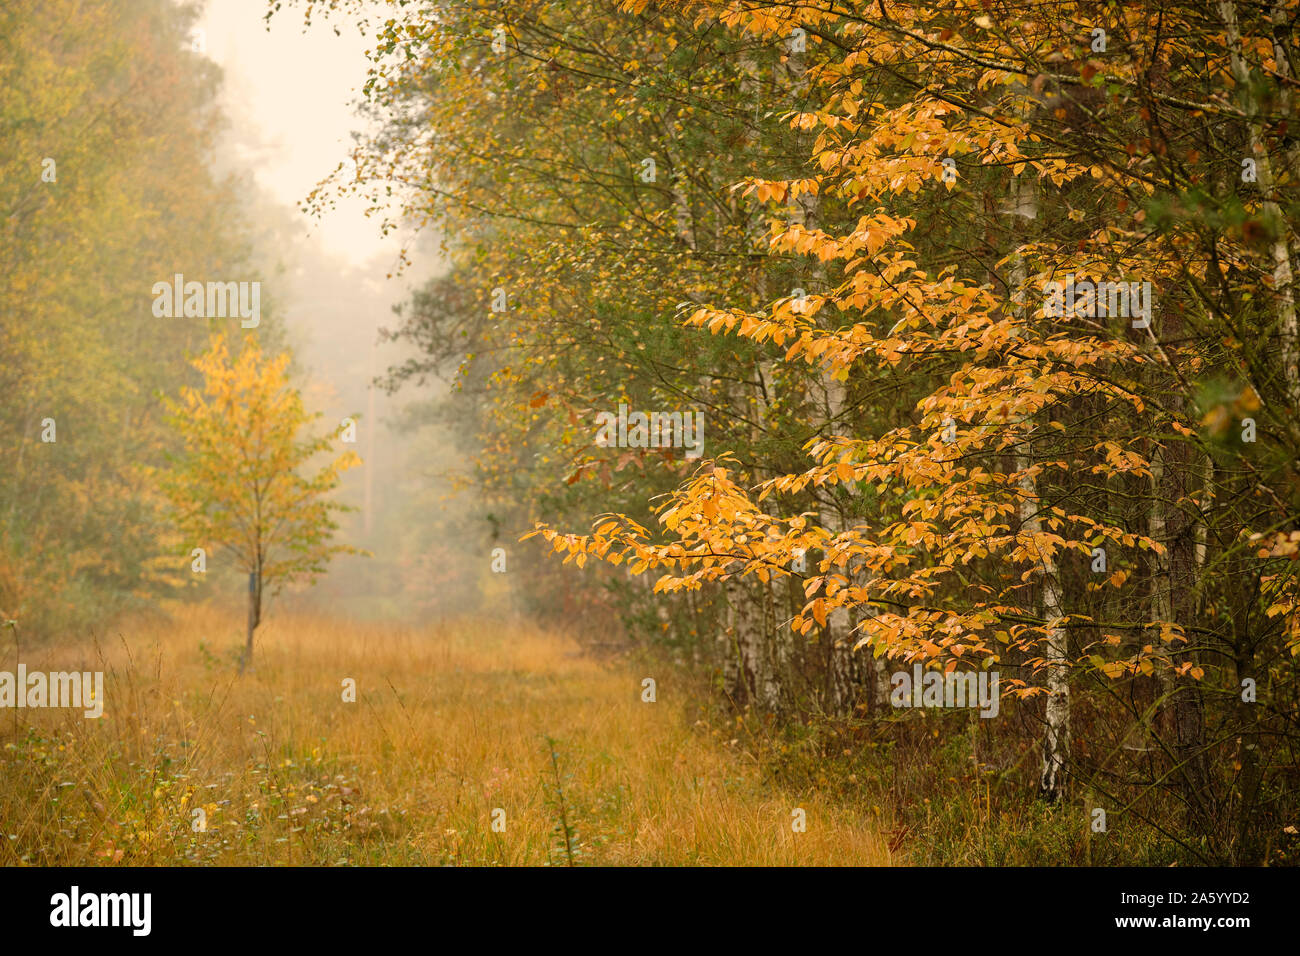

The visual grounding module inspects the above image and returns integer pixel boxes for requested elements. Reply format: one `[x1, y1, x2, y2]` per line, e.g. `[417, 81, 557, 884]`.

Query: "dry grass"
[0, 605, 889, 865]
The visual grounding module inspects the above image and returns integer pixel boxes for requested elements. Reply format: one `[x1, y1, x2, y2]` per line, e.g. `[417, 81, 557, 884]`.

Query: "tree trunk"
[241, 570, 261, 674]
[1232, 616, 1263, 862]
[1004, 153, 1070, 800]
[1151, 326, 1212, 826]
[787, 82, 868, 717]
[1220, 0, 1299, 403]
[723, 570, 764, 709]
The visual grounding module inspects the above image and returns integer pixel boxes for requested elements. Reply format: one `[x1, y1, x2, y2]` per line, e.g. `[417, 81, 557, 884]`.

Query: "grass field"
[0, 607, 890, 865]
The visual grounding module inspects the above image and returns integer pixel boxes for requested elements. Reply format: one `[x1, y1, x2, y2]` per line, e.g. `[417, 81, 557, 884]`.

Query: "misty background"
[193, 0, 501, 625]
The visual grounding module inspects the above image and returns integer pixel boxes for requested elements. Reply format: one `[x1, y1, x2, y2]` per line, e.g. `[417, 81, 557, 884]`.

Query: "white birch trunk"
[1220, 0, 1299, 402]
[1008, 165, 1070, 799]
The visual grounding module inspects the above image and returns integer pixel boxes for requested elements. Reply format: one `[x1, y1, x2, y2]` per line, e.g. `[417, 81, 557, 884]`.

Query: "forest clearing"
[0, 607, 888, 866]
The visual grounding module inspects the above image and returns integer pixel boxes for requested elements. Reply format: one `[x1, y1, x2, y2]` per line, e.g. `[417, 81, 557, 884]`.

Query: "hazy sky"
[197, 0, 399, 268]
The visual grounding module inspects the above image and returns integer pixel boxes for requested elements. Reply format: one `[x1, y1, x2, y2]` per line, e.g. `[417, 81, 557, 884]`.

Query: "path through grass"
[0, 607, 889, 865]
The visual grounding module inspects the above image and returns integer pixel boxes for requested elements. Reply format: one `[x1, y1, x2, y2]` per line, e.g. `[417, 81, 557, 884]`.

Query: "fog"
[195, 0, 481, 622]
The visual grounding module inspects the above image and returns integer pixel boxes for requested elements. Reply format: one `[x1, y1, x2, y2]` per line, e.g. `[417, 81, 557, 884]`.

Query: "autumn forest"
[2, 0, 1300, 894]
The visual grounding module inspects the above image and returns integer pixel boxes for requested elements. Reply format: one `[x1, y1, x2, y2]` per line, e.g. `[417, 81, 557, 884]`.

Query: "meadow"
[0, 607, 889, 866]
